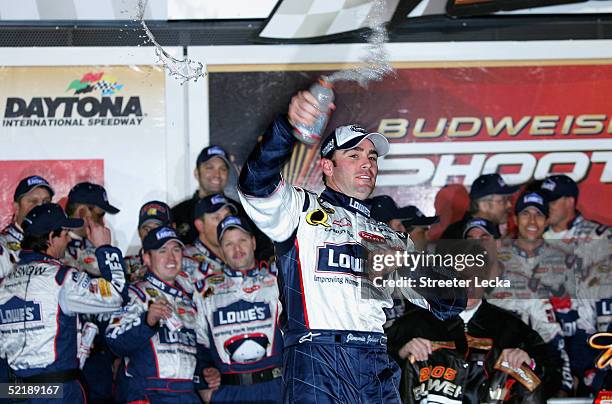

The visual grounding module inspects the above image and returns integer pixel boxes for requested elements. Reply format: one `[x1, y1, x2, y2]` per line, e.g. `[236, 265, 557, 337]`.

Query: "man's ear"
[193, 167, 199, 181]
[320, 158, 334, 178]
[143, 251, 152, 268]
[75, 205, 89, 219]
[194, 217, 205, 233]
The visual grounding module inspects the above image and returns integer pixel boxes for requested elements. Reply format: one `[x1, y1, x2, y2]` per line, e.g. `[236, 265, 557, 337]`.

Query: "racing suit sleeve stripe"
[238, 114, 305, 243]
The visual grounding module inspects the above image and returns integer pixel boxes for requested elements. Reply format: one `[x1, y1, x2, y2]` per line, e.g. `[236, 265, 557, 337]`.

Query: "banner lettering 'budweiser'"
[208, 63, 612, 226]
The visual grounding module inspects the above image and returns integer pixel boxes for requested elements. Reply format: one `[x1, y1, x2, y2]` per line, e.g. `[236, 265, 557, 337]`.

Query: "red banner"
[0, 160, 104, 229]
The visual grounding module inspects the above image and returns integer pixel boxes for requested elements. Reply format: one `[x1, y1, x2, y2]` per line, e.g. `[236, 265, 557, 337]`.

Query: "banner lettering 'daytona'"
[1, 67, 155, 128]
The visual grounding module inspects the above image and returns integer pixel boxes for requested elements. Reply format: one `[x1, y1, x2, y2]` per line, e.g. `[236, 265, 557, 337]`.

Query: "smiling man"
[237, 88, 464, 403]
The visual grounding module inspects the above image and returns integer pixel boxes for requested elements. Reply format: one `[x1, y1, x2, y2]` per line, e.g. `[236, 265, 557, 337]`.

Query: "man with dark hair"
[441, 173, 518, 239]
[63, 181, 120, 276]
[172, 145, 235, 244]
[0, 175, 54, 263]
[0, 203, 126, 404]
[237, 89, 464, 403]
[105, 226, 207, 404]
[197, 216, 282, 403]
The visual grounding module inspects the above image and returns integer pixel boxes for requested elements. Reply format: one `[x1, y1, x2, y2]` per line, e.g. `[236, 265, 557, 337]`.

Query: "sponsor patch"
[99, 279, 112, 298]
[306, 209, 330, 227]
[359, 231, 385, 244]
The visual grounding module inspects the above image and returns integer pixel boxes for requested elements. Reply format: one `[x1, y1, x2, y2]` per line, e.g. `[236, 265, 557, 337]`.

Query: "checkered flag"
[259, 0, 399, 40]
[95, 80, 124, 95]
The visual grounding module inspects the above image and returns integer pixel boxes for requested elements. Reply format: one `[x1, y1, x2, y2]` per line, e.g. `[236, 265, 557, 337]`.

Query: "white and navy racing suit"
[183, 239, 226, 278]
[238, 115, 465, 403]
[490, 241, 573, 392]
[105, 271, 207, 404]
[543, 214, 610, 393]
[63, 236, 100, 276]
[0, 222, 24, 264]
[0, 246, 126, 403]
[196, 263, 283, 403]
[544, 213, 611, 332]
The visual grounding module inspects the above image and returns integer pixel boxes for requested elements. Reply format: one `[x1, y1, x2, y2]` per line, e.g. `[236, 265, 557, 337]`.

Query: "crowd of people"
[0, 86, 609, 403]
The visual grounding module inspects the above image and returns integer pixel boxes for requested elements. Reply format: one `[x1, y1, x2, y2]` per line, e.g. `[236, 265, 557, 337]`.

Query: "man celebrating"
[105, 226, 207, 404]
[197, 216, 282, 403]
[442, 173, 518, 239]
[238, 89, 463, 403]
[0, 175, 54, 263]
[0, 203, 126, 403]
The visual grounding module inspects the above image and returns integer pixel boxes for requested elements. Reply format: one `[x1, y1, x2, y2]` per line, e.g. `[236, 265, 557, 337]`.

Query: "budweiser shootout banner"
[0, 59, 170, 252]
[202, 55, 612, 233]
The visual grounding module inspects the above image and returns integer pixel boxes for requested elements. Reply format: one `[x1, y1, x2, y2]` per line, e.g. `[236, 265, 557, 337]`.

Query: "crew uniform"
[238, 116, 464, 403]
[0, 204, 127, 404]
[197, 216, 283, 402]
[105, 228, 207, 404]
[491, 239, 574, 392]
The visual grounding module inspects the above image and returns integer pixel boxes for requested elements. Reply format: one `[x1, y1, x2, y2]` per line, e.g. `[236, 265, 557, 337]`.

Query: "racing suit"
[238, 115, 464, 403]
[543, 214, 609, 392]
[387, 301, 561, 403]
[543, 213, 611, 332]
[0, 246, 126, 404]
[489, 241, 574, 392]
[63, 236, 100, 276]
[196, 263, 283, 403]
[0, 243, 15, 385]
[0, 222, 24, 264]
[105, 271, 207, 404]
[182, 239, 226, 279]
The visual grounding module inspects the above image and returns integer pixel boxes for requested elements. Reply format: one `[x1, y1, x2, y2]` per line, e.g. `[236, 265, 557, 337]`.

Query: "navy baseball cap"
[469, 173, 519, 199]
[196, 145, 231, 168]
[369, 195, 399, 223]
[320, 125, 389, 159]
[462, 217, 501, 239]
[22, 203, 83, 236]
[217, 216, 253, 242]
[540, 175, 578, 201]
[14, 175, 54, 202]
[138, 201, 172, 228]
[68, 182, 120, 214]
[142, 226, 184, 252]
[194, 194, 237, 219]
[398, 206, 440, 227]
[515, 191, 549, 217]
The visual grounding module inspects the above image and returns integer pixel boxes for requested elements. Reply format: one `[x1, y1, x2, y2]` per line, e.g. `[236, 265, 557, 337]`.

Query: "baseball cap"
[462, 217, 501, 239]
[22, 203, 83, 237]
[196, 145, 231, 168]
[397, 206, 440, 227]
[515, 191, 549, 217]
[142, 226, 184, 252]
[320, 125, 389, 159]
[14, 175, 54, 202]
[68, 182, 120, 214]
[138, 201, 172, 228]
[540, 174, 578, 201]
[469, 173, 519, 200]
[194, 194, 237, 219]
[217, 216, 253, 242]
[369, 195, 399, 223]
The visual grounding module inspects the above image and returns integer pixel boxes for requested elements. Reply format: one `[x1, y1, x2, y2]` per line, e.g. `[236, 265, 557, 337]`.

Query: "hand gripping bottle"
[292, 78, 334, 145]
[78, 322, 99, 369]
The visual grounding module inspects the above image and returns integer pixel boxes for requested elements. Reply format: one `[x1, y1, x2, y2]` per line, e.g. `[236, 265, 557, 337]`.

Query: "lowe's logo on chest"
[0, 296, 42, 325]
[214, 301, 271, 327]
[159, 328, 197, 346]
[317, 244, 366, 276]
